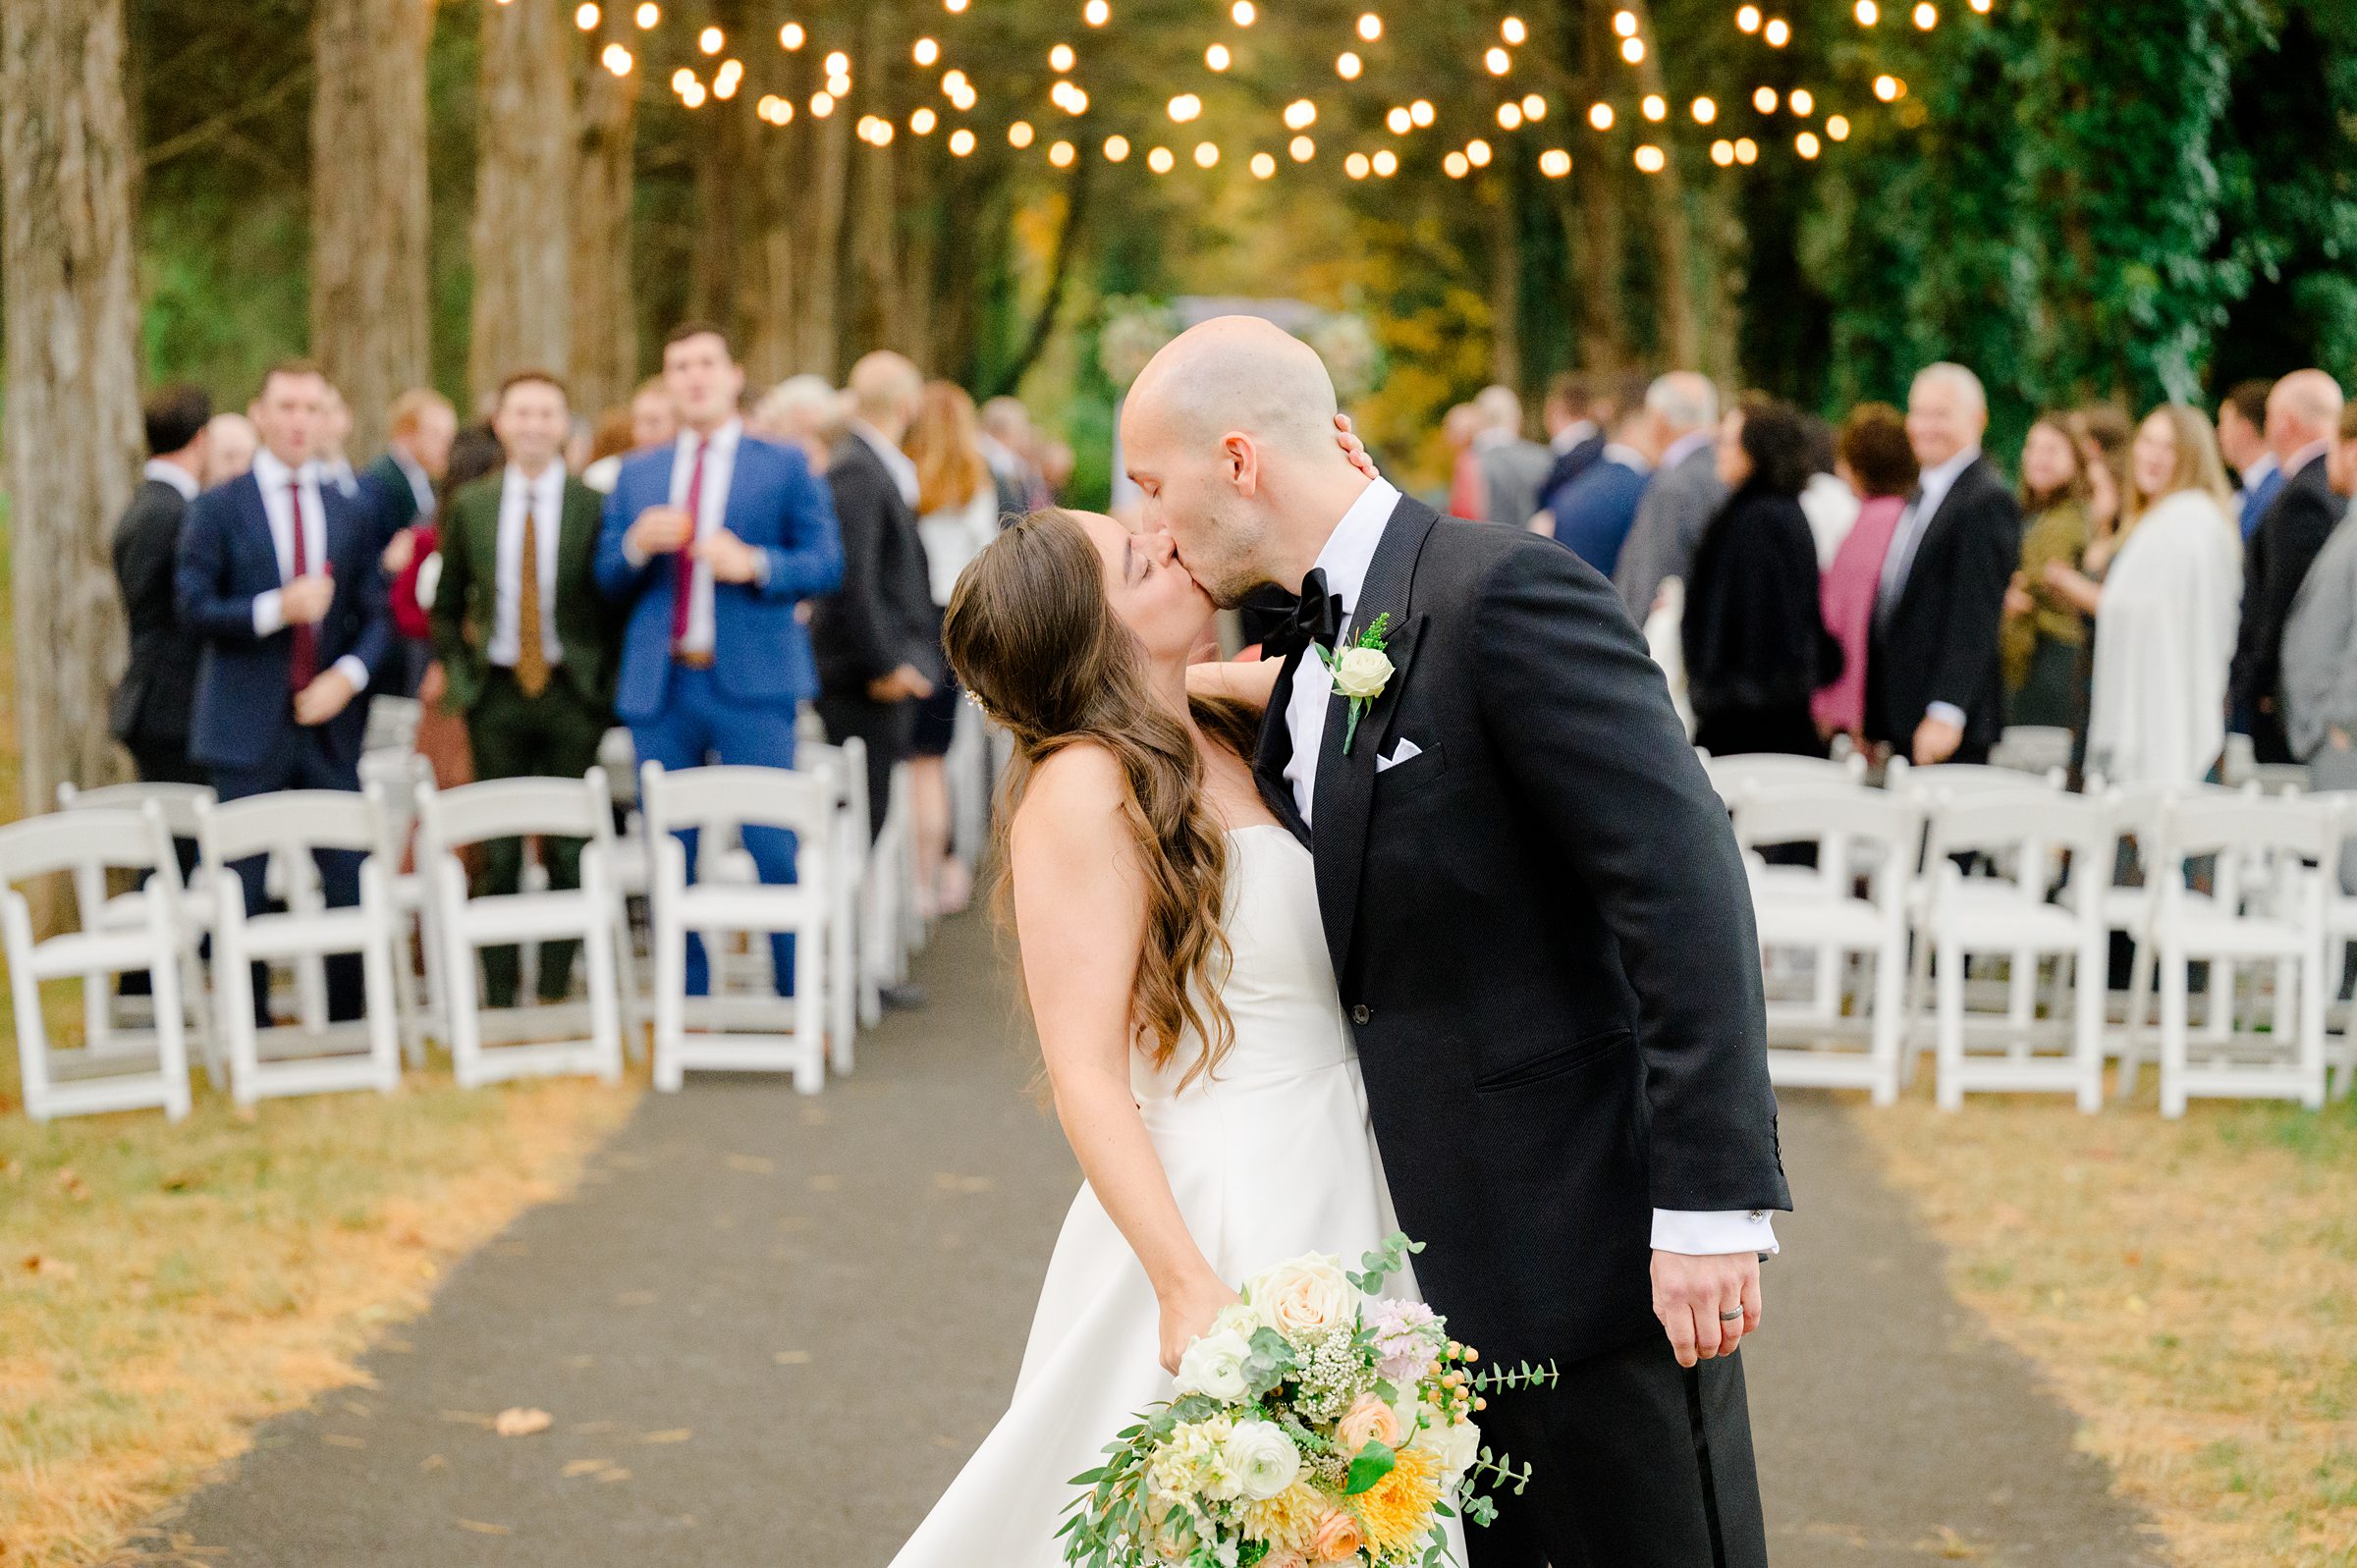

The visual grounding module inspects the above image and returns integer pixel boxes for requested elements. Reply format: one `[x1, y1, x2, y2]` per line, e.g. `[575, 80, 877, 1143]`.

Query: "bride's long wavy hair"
[943, 509, 1260, 1088]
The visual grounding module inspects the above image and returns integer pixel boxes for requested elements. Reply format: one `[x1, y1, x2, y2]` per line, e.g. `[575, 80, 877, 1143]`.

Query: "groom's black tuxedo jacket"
[1254, 494, 1790, 1370]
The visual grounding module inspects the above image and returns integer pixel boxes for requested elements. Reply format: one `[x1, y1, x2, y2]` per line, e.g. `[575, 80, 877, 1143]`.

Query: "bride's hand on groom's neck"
[1185, 654, 1283, 714]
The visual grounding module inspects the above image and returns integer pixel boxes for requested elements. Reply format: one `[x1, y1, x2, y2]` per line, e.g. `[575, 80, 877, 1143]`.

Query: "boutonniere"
[1316, 611, 1395, 756]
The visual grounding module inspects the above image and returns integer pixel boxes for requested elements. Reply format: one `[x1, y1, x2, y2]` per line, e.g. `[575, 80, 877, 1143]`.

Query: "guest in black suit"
[2229, 369, 2350, 764]
[1684, 398, 1833, 758]
[812, 351, 940, 844]
[364, 388, 458, 696]
[1865, 362, 2021, 765]
[112, 386, 213, 787]
[177, 359, 393, 1022]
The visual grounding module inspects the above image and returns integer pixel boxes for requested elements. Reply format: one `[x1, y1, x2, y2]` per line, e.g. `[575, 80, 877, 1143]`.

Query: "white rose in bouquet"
[1174, 1328, 1254, 1401]
[1222, 1419, 1303, 1501]
[1330, 645, 1395, 701]
[1410, 1408, 1483, 1485]
[1210, 1302, 1263, 1340]
[1245, 1253, 1357, 1337]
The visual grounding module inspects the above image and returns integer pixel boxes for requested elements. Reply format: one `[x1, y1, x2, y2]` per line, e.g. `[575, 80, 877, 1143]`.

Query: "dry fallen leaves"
[21, 1254, 78, 1281]
[561, 1458, 610, 1478]
[54, 1168, 90, 1201]
[493, 1407, 553, 1437]
[639, 1429, 692, 1444]
[456, 1519, 512, 1536]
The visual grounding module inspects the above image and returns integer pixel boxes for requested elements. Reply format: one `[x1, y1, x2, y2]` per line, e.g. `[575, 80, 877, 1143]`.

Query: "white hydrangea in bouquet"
[1060, 1235, 1558, 1568]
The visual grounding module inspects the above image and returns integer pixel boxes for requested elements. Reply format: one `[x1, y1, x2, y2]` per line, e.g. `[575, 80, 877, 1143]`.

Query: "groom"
[1132, 318, 1789, 1568]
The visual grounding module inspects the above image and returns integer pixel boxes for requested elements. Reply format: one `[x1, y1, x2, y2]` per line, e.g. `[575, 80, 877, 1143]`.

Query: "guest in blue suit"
[176, 359, 393, 1022]
[595, 322, 846, 996]
[1538, 406, 1657, 583]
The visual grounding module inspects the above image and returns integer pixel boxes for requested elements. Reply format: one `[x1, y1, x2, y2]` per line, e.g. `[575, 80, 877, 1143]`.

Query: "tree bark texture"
[469, 0, 576, 410]
[571, 14, 640, 414]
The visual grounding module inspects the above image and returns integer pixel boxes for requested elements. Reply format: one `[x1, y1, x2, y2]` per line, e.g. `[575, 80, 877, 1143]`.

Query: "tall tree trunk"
[733, 70, 798, 387]
[572, 14, 640, 414]
[1620, 0, 1700, 368]
[310, 0, 432, 457]
[469, 0, 576, 409]
[1484, 173, 1523, 394]
[847, 4, 901, 358]
[795, 94, 852, 378]
[2, 0, 145, 818]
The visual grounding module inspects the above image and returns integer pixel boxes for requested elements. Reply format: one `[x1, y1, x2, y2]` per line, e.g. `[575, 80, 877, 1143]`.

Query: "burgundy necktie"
[670, 437, 711, 647]
[288, 480, 319, 691]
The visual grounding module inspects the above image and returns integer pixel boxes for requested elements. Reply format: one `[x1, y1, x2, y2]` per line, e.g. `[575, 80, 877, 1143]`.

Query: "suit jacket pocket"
[1475, 1026, 1631, 1094]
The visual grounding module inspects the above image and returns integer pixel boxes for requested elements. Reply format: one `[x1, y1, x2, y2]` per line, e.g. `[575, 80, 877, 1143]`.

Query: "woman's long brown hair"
[942, 509, 1258, 1088]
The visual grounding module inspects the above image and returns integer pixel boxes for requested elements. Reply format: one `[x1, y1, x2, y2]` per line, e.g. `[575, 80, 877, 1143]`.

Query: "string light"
[1410, 99, 1435, 127]
[827, 71, 851, 96]
[1338, 50, 1363, 79]
[1104, 134, 1130, 160]
[1206, 42, 1231, 69]
[1734, 135, 1758, 163]
[1502, 17, 1527, 44]
[1642, 93, 1667, 121]
[602, 41, 633, 74]
[1168, 92, 1202, 123]
[1913, 0, 1938, 24]
[910, 106, 936, 133]
[1764, 18, 1790, 44]
[1345, 151, 1370, 179]
[1465, 137, 1493, 167]
[1485, 46, 1511, 75]
[950, 127, 975, 154]
[912, 35, 938, 65]
[1736, 6, 1761, 31]
[1633, 142, 1665, 172]
[824, 49, 850, 75]
[1855, 0, 1879, 21]
[1753, 85, 1779, 112]
[1873, 73, 1905, 100]
[1614, 11, 1638, 35]
[1193, 139, 1220, 167]
[1285, 99, 1318, 131]
[780, 21, 804, 48]
[697, 25, 723, 53]
[713, 58, 742, 97]
[1497, 102, 1522, 130]
[1539, 147, 1571, 177]
[1968, 0, 1990, 10]
[1049, 42, 1075, 71]
[1232, 1, 1257, 23]
[681, 79, 706, 107]
[1789, 87, 1814, 115]
[1827, 113, 1851, 139]
[1692, 95, 1718, 123]
[1620, 36, 1645, 62]
[1010, 119, 1035, 147]
[634, 1, 658, 27]
[1388, 106, 1413, 134]
[1588, 101, 1615, 131]
[1148, 144, 1176, 173]
[1357, 13, 1383, 42]
[1050, 138, 1076, 167]
[757, 94, 793, 124]
[810, 89, 834, 115]
[942, 69, 968, 94]
[1289, 134, 1315, 160]
[1711, 138, 1734, 165]
[574, 3, 600, 31]
[946, 0, 968, 10]
[1796, 130, 1821, 157]
[1084, 0, 1111, 24]
[1521, 94, 1546, 121]
[1251, 150, 1277, 177]
[670, 67, 694, 92]
[1443, 149, 1470, 178]
[1372, 148, 1398, 176]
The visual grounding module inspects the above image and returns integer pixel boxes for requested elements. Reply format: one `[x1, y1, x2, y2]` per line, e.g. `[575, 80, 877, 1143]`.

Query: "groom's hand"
[1652, 1250, 1762, 1368]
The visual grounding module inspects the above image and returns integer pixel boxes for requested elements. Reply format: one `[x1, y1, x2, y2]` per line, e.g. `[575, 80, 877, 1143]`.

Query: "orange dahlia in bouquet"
[1059, 1235, 1557, 1568]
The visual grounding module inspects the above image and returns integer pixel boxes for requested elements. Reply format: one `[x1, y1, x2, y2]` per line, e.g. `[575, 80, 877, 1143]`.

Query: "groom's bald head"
[1122, 316, 1368, 605]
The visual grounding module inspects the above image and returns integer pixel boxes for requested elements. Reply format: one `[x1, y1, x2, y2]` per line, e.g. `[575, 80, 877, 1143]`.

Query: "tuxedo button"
[1351, 1004, 1372, 1025]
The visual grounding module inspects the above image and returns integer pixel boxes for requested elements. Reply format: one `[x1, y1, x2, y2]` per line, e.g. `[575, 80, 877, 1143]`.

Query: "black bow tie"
[1263, 568, 1344, 659]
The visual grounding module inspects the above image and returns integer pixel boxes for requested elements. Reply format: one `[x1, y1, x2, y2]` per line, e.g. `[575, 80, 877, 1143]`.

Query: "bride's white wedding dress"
[890, 825, 1465, 1566]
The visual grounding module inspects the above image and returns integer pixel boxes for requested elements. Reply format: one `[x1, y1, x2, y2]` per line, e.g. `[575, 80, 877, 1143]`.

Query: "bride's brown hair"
[943, 509, 1260, 1087]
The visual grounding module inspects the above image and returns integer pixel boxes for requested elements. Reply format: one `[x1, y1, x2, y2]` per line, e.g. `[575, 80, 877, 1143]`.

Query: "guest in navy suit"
[1537, 405, 1656, 579]
[595, 322, 846, 996]
[176, 359, 393, 1022]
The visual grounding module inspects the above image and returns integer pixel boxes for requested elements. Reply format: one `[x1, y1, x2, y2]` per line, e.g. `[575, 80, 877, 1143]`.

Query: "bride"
[888, 496, 1463, 1566]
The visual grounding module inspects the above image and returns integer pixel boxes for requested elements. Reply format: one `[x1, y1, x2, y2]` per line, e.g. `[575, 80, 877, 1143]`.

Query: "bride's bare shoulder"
[1011, 743, 1131, 866]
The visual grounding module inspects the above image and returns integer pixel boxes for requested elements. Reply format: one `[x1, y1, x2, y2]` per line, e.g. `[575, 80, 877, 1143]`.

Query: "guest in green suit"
[430, 370, 620, 1007]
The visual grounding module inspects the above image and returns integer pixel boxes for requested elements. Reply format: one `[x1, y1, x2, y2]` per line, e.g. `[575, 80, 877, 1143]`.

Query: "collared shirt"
[1657, 427, 1716, 474]
[670, 418, 743, 654]
[248, 448, 369, 692]
[487, 461, 568, 670]
[142, 458, 198, 503]
[390, 447, 437, 519]
[1551, 418, 1600, 455]
[850, 419, 921, 508]
[1278, 471, 1781, 1262]
[321, 457, 360, 500]
[2234, 451, 2281, 538]
[2286, 439, 2333, 480]
[1599, 441, 1655, 476]
[1283, 477, 1399, 827]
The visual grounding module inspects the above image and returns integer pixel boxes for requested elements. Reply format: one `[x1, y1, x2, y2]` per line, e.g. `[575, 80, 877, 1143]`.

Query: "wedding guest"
[1443, 402, 1487, 520]
[751, 373, 843, 476]
[2280, 402, 2357, 872]
[1865, 363, 2019, 766]
[409, 423, 508, 791]
[814, 351, 939, 851]
[430, 371, 619, 1008]
[1539, 404, 1654, 578]
[1796, 415, 1860, 567]
[565, 416, 594, 475]
[1613, 371, 1726, 622]
[111, 386, 212, 788]
[904, 380, 1000, 917]
[202, 412, 257, 487]
[318, 386, 362, 500]
[2229, 369, 2349, 763]
[596, 322, 844, 999]
[1539, 371, 1606, 501]
[1038, 439, 1075, 501]
[1812, 403, 1916, 743]
[2218, 378, 2279, 540]
[2046, 406, 2239, 787]
[579, 406, 635, 495]
[366, 388, 458, 696]
[1998, 414, 2093, 730]
[1683, 398, 1831, 757]
[1472, 384, 1555, 527]
[979, 395, 1052, 517]
[176, 360, 391, 1023]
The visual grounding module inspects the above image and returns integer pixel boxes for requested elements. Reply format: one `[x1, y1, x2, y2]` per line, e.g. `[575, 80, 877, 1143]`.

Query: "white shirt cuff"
[253, 589, 286, 636]
[332, 655, 371, 694]
[622, 536, 650, 570]
[1926, 701, 1968, 730]
[749, 549, 771, 589]
[1651, 1208, 1781, 1257]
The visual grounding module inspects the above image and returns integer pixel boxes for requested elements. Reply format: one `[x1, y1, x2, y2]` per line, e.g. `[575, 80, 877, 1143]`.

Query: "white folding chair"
[362, 693, 423, 757]
[1891, 758, 2069, 1041]
[1702, 752, 1870, 1025]
[1989, 725, 2075, 777]
[1731, 782, 1918, 1105]
[360, 751, 446, 1067]
[799, 740, 869, 1074]
[55, 780, 220, 1077]
[2140, 792, 2332, 1116]
[417, 772, 625, 1089]
[2, 804, 192, 1121]
[196, 790, 402, 1106]
[1916, 788, 2110, 1110]
[642, 761, 833, 1094]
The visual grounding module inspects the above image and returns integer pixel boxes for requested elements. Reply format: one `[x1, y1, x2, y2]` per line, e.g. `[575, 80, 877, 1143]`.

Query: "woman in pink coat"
[1812, 404, 1920, 744]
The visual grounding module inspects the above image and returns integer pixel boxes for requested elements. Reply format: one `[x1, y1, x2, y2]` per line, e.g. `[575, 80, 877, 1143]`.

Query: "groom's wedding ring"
[1718, 1310, 1745, 1322]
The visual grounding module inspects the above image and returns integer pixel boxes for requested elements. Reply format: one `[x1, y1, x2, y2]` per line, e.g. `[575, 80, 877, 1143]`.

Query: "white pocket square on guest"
[1376, 737, 1424, 774]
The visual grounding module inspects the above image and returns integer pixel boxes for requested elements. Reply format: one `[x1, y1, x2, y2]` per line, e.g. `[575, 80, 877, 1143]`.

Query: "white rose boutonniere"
[1315, 611, 1394, 755]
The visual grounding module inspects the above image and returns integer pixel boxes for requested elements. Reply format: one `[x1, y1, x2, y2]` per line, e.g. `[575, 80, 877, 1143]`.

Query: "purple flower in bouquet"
[1365, 1298, 1442, 1384]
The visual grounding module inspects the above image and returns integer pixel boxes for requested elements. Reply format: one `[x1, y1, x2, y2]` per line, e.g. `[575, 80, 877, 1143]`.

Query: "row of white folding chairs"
[1710, 756, 2353, 1116]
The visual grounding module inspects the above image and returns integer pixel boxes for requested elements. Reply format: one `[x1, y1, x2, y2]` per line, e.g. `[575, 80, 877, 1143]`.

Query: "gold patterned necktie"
[516, 498, 550, 698]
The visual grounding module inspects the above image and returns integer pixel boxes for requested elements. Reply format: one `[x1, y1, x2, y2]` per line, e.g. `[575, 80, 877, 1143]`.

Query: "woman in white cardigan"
[2044, 404, 2240, 787]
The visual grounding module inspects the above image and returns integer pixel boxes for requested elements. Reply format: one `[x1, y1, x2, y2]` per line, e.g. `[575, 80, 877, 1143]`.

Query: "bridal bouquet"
[1060, 1235, 1554, 1568]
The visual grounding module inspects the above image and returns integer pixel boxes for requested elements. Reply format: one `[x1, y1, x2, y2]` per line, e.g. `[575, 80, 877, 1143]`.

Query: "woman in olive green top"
[2001, 414, 2095, 728]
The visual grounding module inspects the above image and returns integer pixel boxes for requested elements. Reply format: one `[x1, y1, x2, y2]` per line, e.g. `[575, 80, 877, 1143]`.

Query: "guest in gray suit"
[1614, 372, 1727, 622]
[1470, 384, 1557, 527]
[2277, 400, 2357, 883]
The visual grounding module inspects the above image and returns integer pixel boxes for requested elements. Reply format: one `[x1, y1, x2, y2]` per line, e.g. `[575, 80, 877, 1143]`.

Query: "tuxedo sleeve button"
[1350, 1004, 1372, 1025]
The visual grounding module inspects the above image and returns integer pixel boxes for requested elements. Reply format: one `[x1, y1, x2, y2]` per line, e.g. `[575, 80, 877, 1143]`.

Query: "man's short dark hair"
[257, 357, 326, 399]
[497, 368, 571, 406]
[1546, 372, 1593, 412]
[2224, 378, 2273, 430]
[662, 320, 734, 357]
[143, 385, 212, 458]
[1837, 402, 1918, 500]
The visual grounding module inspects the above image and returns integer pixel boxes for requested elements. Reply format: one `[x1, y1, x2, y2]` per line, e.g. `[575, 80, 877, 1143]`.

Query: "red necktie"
[288, 480, 319, 691]
[670, 438, 711, 647]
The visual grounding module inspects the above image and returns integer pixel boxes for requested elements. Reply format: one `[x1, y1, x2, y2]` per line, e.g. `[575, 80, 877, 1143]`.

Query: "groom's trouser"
[1464, 1334, 1766, 1568]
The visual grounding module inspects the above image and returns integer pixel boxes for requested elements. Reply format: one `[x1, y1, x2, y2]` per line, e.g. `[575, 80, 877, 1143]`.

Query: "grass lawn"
[1856, 1086, 2357, 1567]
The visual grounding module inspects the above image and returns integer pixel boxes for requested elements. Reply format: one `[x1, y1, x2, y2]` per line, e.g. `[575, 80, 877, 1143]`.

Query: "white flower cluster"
[1288, 1325, 1372, 1425]
[1144, 1413, 1301, 1512]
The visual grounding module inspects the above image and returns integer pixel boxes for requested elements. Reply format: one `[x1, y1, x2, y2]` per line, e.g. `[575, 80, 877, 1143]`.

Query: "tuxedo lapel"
[1253, 650, 1313, 847]
[1309, 495, 1440, 974]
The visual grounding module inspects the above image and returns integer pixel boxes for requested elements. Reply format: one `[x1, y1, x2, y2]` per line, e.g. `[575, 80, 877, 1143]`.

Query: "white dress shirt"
[390, 447, 436, 519]
[143, 458, 199, 503]
[1552, 419, 1600, 455]
[2286, 439, 2332, 481]
[248, 449, 369, 692]
[669, 418, 742, 654]
[1878, 445, 1982, 730]
[1279, 477, 1779, 1260]
[850, 419, 922, 508]
[486, 461, 567, 670]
